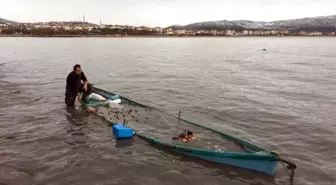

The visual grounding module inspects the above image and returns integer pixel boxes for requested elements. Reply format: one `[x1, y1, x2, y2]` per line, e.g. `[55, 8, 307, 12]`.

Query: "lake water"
[0, 37, 335, 185]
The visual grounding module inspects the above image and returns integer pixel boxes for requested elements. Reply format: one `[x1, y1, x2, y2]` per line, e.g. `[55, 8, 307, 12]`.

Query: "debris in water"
[12, 89, 21, 93]
[3, 135, 15, 139]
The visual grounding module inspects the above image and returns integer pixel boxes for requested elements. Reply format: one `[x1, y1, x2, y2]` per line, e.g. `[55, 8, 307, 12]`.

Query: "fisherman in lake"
[65, 64, 89, 106]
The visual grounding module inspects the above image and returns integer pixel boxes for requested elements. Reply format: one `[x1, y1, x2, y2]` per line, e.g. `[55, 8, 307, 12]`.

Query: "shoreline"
[0, 34, 335, 38]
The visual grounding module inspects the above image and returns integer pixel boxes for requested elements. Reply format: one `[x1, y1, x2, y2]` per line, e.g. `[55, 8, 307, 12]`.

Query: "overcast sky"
[1, 0, 335, 27]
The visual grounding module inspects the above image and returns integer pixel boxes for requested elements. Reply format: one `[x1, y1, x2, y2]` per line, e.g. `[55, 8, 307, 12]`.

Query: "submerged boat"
[81, 86, 297, 177]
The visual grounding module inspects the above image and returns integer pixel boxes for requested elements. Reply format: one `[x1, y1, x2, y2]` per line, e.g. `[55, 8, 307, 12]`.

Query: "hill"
[0, 17, 17, 24]
[168, 15, 336, 32]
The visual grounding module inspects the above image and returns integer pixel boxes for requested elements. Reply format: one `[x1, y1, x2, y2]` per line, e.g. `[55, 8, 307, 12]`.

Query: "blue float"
[112, 124, 134, 139]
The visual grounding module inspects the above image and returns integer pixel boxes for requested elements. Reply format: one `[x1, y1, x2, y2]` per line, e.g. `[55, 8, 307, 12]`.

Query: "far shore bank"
[0, 34, 335, 38]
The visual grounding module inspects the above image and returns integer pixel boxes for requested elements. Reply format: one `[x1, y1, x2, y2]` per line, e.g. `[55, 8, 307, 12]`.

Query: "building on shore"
[175, 30, 186, 35]
[225, 30, 234, 36]
[164, 28, 174, 35]
[126, 26, 135, 31]
[210, 30, 217, 36]
[84, 26, 94, 32]
[242, 30, 249, 35]
[299, 31, 307, 36]
[279, 30, 289, 35]
[0, 24, 6, 34]
[185, 30, 196, 36]
[73, 26, 83, 31]
[154, 27, 163, 33]
[308, 32, 323, 36]
[63, 26, 71, 30]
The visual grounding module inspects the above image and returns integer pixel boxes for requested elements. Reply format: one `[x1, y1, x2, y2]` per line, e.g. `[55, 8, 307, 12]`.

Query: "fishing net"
[90, 87, 279, 161]
[93, 88, 250, 153]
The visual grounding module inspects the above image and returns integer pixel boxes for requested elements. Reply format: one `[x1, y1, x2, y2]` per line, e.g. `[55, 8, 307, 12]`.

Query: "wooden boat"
[81, 86, 296, 177]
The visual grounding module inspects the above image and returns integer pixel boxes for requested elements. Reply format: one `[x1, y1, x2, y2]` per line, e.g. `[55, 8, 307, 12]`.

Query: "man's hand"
[83, 83, 88, 92]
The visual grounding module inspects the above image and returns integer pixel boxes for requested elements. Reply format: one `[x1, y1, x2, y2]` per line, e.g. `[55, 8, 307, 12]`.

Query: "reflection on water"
[115, 138, 135, 148]
[65, 106, 90, 126]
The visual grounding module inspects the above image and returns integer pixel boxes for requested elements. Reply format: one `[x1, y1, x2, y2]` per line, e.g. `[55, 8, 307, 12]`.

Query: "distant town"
[0, 20, 335, 37]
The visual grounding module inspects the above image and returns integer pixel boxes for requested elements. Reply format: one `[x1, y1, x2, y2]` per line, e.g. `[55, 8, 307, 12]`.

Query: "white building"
[210, 30, 217, 35]
[271, 30, 278, 35]
[264, 31, 271, 35]
[154, 27, 163, 33]
[84, 27, 94, 31]
[73, 26, 83, 31]
[175, 30, 186, 35]
[308, 32, 322, 36]
[164, 28, 174, 35]
[186, 30, 196, 35]
[63, 26, 71, 30]
[136, 27, 143, 31]
[35, 24, 51, 29]
[279, 30, 289, 34]
[116, 25, 126, 30]
[225, 30, 234, 36]
[127, 26, 135, 30]
[242, 30, 249, 35]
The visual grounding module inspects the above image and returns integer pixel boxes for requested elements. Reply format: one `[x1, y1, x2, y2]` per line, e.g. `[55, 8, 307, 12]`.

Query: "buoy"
[87, 107, 96, 113]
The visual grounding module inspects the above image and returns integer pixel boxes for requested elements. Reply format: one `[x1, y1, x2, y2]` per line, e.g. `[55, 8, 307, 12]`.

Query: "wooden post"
[290, 168, 295, 185]
[178, 110, 181, 119]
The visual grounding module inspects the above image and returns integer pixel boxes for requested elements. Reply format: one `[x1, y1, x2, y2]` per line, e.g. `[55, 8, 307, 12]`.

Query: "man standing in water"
[65, 64, 89, 106]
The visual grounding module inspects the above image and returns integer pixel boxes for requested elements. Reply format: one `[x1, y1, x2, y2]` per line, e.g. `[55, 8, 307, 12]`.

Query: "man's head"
[73, 64, 82, 75]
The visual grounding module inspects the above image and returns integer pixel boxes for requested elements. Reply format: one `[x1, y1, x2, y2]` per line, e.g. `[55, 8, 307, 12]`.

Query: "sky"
[0, 0, 335, 27]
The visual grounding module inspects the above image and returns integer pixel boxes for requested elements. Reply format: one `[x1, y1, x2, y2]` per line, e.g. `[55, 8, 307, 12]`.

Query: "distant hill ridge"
[0, 17, 17, 24]
[168, 15, 336, 32]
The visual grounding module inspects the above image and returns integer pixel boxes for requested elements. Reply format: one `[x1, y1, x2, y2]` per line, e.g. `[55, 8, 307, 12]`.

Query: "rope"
[280, 159, 291, 177]
[272, 153, 296, 184]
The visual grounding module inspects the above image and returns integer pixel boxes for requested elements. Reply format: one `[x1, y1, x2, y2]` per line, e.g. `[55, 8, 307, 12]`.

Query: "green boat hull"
[90, 86, 282, 175]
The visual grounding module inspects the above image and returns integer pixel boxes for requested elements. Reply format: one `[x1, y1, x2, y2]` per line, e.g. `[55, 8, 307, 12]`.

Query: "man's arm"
[81, 72, 88, 91]
[66, 73, 75, 92]
[81, 72, 88, 83]
[66, 73, 71, 86]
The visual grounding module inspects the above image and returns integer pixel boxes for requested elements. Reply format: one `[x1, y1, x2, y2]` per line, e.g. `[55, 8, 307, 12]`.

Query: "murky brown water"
[0, 37, 335, 185]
